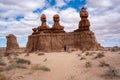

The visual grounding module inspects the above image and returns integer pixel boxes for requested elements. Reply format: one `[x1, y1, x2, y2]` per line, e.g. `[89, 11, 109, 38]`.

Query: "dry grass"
[94, 52, 105, 59]
[38, 52, 45, 56]
[102, 67, 120, 79]
[31, 64, 50, 71]
[85, 61, 92, 68]
[80, 57, 86, 60]
[77, 54, 81, 57]
[85, 52, 90, 56]
[39, 66, 50, 71]
[5, 63, 27, 71]
[99, 61, 110, 67]
[0, 60, 6, 66]
[43, 58, 47, 62]
[5, 58, 30, 71]
[16, 58, 31, 65]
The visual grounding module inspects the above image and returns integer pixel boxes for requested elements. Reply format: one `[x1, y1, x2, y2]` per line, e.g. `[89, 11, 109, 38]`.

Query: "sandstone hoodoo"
[51, 14, 65, 33]
[6, 34, 19, 52]
[74, 7, 90, 31]
[26, 7, 101, 52]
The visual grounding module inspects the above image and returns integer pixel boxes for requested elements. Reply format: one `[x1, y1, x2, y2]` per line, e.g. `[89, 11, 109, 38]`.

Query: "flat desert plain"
[0, 49, 120, 80]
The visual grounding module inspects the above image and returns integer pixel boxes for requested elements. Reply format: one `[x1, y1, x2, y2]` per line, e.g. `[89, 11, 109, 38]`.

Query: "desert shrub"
[16, 58, 31, 65]
[43, 58, 47, 62]
[0, 60, 6, 66]
[5, 63, 17, 71]
[80, 57, 86, 60]
[85, 61, 92, 68]
[85, 52, 89, 56]
[39, 66, 50, 71]
[0, 74, 8, 80]
[38, 52, 45, 56]
[5, 63, 27, 71]
[77, 54, 81, 57]
[82, 50, 86, 53]
[94, 52, 105, 59]
[31, 64, 50, 71]
[15, 64, 27, 69]
[99, 61, 110, 67]
[85, 52, 94, 56]
[13, 52, 19, 56]
[102, 67, 120, 79]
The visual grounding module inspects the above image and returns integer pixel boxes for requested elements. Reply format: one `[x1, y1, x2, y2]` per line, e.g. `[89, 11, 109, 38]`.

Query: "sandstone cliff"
[26, 7, 101, 52]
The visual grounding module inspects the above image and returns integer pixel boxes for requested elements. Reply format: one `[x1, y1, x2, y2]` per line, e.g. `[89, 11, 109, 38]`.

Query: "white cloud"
[87, 0, 120, 47]
[42, 8, 58, 23]
[0, 0, 46, 39]
[59, 8, 79, 31]
[55, 0, 66, 7]
[0, 0, 120, 47]
[41, 7, 79, 31]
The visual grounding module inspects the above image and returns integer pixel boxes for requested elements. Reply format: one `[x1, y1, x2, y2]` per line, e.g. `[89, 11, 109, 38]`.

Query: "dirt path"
[17, 52, 79, 80]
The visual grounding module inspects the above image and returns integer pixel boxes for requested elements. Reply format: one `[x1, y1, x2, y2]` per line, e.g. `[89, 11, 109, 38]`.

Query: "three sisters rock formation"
[25, 7, 101, 52]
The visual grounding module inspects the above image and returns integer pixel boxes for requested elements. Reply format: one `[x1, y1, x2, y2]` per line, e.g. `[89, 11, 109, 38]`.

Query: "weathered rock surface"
[51, 14, 65, 33]
[26, 7, 101, 52]
[74, 7, 90, 32]
[5, 34, 19, 55]
[26, 31, 100, 52]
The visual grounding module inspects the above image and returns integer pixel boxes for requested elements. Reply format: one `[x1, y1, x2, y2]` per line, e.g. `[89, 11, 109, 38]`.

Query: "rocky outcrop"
[51, 14, 65, 33]
[26, 7, 101, 52]
[74, 31, 99, 50]
[5, 34, 19, 55]
[74, 7, 90, 32]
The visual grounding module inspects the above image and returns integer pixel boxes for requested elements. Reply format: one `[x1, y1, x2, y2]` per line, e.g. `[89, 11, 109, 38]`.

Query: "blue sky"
[0, 0, 120, 47]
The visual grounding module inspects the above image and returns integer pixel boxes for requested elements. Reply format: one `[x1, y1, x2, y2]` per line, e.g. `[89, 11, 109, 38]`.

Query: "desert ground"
[0, 48, 120, 80]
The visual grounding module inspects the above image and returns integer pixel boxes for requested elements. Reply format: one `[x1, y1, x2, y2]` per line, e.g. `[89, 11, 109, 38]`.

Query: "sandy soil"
[1, 50, 120, 80]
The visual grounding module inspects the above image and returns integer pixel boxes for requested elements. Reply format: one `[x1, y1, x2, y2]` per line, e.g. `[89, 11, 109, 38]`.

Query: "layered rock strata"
[5, 34, 19, 56]
[26, 7, 101, 52]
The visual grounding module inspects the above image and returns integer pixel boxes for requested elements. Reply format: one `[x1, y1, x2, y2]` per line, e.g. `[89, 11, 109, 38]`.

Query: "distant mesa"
[25, 6, 101, 52]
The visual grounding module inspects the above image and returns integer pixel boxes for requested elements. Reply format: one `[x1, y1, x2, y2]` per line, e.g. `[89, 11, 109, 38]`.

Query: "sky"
[0, 0, 120, 47]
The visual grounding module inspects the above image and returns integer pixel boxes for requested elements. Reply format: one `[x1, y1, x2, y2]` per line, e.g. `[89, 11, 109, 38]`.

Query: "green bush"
[5, 63, 27, 71]
[0, 61, 6, 66]
[39, 66, 50, 71]
[16, 58, 31, 65]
